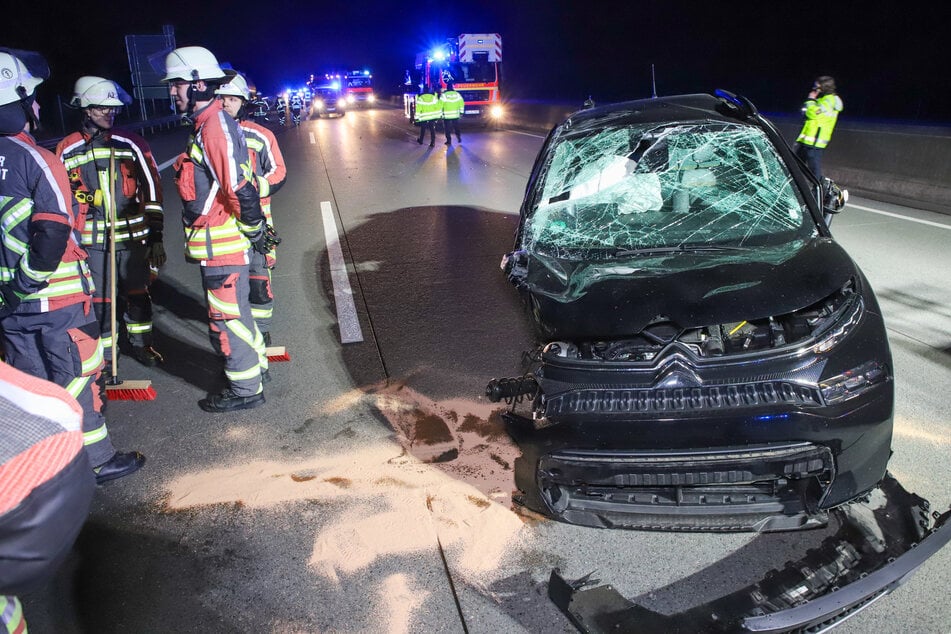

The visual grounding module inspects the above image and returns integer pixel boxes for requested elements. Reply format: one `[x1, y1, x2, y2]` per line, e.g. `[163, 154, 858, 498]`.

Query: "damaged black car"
[487, 91, 949, 631]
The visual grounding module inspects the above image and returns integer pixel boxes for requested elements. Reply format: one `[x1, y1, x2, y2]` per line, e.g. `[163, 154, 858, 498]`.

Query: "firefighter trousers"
[0, 303, 115, 467]
[200, 263, 267, 397]
[86, 244, 154, 362]
[248, 250, 274, 335]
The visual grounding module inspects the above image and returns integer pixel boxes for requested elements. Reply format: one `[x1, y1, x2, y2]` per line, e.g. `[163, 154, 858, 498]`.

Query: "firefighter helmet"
[70, 76, 132, 108]
[162, 46, 231, 83]
[0, 48, 48, 106]
[216, 73, 250, 101]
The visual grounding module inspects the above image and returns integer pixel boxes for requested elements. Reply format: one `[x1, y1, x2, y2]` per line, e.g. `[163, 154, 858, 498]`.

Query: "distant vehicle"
[404, 33, 503, 122]
[344, 70, 376, 107]
[312, 86, 346, 117]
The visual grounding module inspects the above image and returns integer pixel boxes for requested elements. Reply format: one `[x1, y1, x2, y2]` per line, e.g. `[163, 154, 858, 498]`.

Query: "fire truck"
[343, 70, 375, 107]
[403, 33, 503, 122]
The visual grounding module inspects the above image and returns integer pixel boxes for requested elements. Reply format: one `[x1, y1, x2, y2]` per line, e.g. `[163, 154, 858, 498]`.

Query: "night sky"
[5, 1, 949, 123]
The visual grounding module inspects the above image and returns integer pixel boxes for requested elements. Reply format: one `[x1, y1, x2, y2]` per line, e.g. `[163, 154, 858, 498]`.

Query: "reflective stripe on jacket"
[440, 90, 465, 119]
[175, 101, 263, 266]
[415, 94, 441, 122]
[240, 120, 286, 224]
[0, 133, 93, 313]
[56, 130, 163, 249]
[796, 94, 843, 149]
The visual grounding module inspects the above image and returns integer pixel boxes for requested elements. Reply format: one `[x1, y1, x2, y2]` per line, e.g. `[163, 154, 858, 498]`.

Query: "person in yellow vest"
[440, 81, 464, 145]
[415, 88, 440, 147]
[795, 76, 843, 182]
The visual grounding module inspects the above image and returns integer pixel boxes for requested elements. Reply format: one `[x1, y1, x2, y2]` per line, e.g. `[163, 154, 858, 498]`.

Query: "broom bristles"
[266, 345, 291, 362]
[106, 380, 156, 401]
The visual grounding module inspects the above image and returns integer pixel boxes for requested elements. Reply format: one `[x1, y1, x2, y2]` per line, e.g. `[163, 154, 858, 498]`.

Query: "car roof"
[563, 93, 752, 131]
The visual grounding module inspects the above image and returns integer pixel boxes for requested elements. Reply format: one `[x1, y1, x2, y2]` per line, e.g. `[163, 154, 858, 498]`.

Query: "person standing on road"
[440, 81, 464, 145]
[0, 48, 145, 482]
[216, 73, 286, 347]
[162, 46, 273, 413]
[0, 362, 95, 634]
[56, 76, 166, 372]
[415, 87, 440, 147]
[795, 75, 843, 183]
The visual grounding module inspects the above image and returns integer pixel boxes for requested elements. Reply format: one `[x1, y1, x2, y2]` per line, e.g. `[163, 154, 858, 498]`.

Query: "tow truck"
[403, 33, 503, 123]
[343, 69, 375, 107]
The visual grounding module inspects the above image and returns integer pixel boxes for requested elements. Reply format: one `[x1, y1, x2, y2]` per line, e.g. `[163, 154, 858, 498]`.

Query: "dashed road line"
[320, 200, 364, 344]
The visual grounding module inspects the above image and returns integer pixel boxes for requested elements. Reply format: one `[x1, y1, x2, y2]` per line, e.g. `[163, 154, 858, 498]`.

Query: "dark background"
[5, 1, 948, 123]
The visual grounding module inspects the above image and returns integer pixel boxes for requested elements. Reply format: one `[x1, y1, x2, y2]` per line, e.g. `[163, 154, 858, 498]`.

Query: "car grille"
[544, 380, 822, 417]
[459, 90, 491, 103]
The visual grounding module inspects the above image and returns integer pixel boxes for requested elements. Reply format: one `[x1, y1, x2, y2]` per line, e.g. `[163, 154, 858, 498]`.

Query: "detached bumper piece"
[538, 443, 834, 532]
[548, 473, 951, 633]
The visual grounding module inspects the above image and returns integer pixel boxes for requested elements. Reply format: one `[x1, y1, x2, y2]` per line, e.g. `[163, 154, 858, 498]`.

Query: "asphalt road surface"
[22, 105, 951, 633]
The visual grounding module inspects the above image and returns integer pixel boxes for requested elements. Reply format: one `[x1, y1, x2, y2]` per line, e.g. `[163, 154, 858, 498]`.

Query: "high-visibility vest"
[415, 94, 441, 122]
[440, 90, 464, 120]
[796, 94, 843, 149]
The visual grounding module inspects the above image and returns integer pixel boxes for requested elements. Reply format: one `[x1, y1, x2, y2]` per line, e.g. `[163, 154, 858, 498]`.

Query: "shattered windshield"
[525, 121, 815, 259]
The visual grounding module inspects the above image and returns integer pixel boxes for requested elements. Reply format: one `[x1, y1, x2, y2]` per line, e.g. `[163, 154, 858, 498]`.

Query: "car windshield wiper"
[612, 244, 749, 257]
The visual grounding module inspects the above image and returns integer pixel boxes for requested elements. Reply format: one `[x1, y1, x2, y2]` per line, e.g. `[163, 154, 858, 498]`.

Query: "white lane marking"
[508, 129, 546, 139]
[158, 156, 177, 172]
[847, 203, 951, 230]
[309, 132, 316, 144]
[320, 201, 364, 344]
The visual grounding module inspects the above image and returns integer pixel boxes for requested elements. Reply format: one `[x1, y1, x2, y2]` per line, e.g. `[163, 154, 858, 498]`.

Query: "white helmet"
[216, 73, 250, 101]
[162, 46, 230, 82]
[71, 76, 132, 108]
[0, 49, 47, 106]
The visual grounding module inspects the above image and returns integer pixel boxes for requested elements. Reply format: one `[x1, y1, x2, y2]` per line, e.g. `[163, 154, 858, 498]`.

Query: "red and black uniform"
[56, 129, 164, 363]
[174, 100, 267, 396]
[239, 119, 286, 337]
[0, 363, 95, 634]
[0, 130, 115, 467]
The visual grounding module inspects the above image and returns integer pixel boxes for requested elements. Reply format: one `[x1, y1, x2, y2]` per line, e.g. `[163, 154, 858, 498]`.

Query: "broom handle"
[108, 149, 119, 382]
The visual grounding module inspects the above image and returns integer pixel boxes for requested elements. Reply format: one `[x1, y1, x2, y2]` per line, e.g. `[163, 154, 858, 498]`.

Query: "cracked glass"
[524, 121, 815, 259]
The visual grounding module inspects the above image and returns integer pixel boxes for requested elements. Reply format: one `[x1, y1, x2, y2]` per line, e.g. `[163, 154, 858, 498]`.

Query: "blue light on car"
[753, 414, 790, 422]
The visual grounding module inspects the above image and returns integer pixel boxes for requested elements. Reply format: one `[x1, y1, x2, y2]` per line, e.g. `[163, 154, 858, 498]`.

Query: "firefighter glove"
[146, 241, 167, 268]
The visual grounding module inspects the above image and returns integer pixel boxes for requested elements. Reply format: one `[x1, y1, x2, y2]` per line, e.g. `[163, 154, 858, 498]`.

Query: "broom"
[104, 148, 156, 400]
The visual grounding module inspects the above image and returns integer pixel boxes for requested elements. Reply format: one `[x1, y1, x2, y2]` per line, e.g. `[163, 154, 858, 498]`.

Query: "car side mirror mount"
[823, 178, 849, 215]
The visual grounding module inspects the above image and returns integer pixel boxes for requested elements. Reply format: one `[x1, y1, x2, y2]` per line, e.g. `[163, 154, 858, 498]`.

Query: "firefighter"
[415, 87, 440, 147]
[0, 363, 95, 634]
[795, 76, 843, 183]
[0, 48, 145, 481]
[440, 81, 464, 145]
[216, 73, 286, 346]
[56, 76, 166, 372]
[162, 46, 273, 412]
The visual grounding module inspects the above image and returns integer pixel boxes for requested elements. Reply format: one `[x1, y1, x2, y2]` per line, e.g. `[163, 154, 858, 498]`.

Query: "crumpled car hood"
[520, 237, 857, 339]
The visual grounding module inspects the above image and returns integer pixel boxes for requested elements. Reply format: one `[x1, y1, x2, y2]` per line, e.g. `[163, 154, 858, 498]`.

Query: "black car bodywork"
[487, 91, 950, 631]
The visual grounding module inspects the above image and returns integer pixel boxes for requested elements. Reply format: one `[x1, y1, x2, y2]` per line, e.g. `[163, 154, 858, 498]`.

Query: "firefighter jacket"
[239, 119, 286, 223]
[174, 100, 265, 266]
[56, 129, 164, 251]
[440, 90, 465, 120]
[415, 93, 441, 122]
[0, 362, 95, 596]
[0, 132, 94, 314]
[796, 93, 843, 149]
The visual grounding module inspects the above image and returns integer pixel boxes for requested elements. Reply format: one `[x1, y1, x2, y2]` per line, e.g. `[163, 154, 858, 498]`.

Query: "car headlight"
[337, 99, 346, 108]
[368, 94, 376, 103]
[315, 99, 325, 109]
[820, 360, 889, 404]
[491, 105, 504, 119]
[347, 95, 355, 104]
